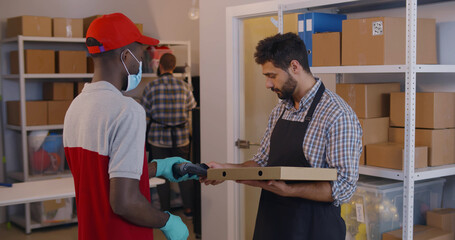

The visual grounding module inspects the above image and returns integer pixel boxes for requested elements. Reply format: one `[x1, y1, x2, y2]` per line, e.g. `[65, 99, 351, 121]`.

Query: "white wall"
[199, 0, 269, 239]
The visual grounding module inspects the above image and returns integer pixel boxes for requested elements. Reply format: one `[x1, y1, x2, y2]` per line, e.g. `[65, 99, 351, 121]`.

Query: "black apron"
[253, 82, 346, 240]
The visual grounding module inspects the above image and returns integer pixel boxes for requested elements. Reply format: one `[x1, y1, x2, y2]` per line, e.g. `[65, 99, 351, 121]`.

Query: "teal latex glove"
[160, 211, 189, 240]
[152, 157, 199, 182]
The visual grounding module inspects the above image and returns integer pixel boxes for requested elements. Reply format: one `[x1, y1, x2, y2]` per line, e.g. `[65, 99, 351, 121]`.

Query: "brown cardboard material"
[358, 117, 389, 165]
[342, 17, 436, 65]
[207, 167, 337, 181]
[10, 50, 55, 74]
[6, 16, 52, 37]
[382, 225, 453, 240]
[390, 92, 455, 129]
[336, 83, 400, 118]
[312, 32, 341, 66]
[43, 82, 74, 100]
[83, 15, 103, 37]
[6, 101, 48, 126]
[75, 82, 85, 97]
[47, 101, 72, 125]
[52, 18, 83, 38]
[31, 198, 73, 224]
[427, 208, 455, 238]
[366, 142, 427, 170]
[56, 51, 87, 73]
[135, 23, 143, 34]
[389, 128, 455, 167]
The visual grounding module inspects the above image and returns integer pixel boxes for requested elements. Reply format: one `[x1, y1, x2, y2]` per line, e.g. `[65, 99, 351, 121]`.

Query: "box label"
[372, 21, 383, 36]
[356, 203, 365, 223]
[298, 20, 304, 32]
[306, 19, 312, 32]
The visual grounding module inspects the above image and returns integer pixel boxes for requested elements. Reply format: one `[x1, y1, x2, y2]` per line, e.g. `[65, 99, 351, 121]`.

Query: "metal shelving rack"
[0, 36, 192, 233]
[226, 0, 455, 239]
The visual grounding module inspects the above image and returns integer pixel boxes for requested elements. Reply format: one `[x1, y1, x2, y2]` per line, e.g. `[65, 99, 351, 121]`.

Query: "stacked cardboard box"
[10, 50, 55, 74]
[342, 17, 436, 65]
[337, 83, 400, 164]
[56, 51, 87, 73]
[6, 16, 52, 37]
[52, 18, 83, 38]
[389, 92, 455, 167]
[43, 82, 73, 125]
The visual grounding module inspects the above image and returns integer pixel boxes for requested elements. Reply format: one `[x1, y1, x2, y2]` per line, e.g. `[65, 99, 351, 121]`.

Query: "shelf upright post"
[187, 41, 192, 88]
[17, 36, 29, 183]
[278, 4, 283, 34]
[17, 35, 32, 234]
[403, 0, 418, 239]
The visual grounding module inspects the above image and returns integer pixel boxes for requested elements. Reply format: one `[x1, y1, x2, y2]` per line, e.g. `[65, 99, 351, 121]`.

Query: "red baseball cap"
[86, 13, 159, 54]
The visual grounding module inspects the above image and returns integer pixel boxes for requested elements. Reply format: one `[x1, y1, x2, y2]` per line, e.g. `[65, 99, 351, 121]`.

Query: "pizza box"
[207, 167, 337, 181]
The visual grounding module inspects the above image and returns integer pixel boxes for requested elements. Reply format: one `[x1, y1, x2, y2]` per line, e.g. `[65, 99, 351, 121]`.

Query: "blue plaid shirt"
[253, 80, 362, 206]
[141, 73, 197, 147]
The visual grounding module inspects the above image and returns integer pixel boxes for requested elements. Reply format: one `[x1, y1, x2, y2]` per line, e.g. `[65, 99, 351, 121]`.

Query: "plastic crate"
[31, 198, 73, 224]
[28, 134, 64, 175]
[342, 176, 445, 240]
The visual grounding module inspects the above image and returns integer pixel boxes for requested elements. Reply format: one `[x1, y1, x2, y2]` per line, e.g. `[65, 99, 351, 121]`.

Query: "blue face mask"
[121, 49, 142, 91]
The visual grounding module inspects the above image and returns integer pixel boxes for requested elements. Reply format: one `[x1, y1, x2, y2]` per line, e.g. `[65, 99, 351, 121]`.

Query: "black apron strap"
[151, 118, 187, 151]
[300, 82, 325, 140]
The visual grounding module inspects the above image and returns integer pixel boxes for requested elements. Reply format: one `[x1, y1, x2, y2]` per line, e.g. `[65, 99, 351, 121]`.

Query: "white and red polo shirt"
[63, 81, 154, 240]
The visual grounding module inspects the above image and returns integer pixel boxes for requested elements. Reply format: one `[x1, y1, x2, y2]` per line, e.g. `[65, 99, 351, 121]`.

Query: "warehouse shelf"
[311, 64, 455, 74]
[10, 215, 77, 231]
[3, 73, 184, 80]
[359, 164, 455, 181]
[8, 171, 73, 182]
[6, 124, 64, 131]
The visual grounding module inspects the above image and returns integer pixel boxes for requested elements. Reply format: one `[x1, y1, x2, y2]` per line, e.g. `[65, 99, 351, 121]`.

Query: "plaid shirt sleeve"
[185, 83, 197, 110]
[141, 83, 152, 119]
[326, 112, 362, 206]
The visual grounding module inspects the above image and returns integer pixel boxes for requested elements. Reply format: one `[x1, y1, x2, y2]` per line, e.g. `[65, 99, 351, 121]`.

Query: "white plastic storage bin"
[31, 198, 73, 224]
[342, 176, 445, 240]
[28, 133, 65, 175]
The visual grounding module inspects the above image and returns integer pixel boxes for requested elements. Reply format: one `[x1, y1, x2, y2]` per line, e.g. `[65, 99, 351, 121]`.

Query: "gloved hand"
[152, 157, 199, 182]
[160, 211, 189, 240]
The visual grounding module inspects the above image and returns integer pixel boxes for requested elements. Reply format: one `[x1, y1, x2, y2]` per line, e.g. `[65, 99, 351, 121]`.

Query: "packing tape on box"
[66, 19, 73, 38]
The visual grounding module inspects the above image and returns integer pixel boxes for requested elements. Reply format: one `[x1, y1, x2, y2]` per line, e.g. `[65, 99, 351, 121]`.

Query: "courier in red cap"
[64, 13, 195, 240]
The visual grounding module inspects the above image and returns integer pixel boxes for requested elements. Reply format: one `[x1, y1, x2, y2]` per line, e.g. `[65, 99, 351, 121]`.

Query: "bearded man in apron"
[202, 32, 362, 240]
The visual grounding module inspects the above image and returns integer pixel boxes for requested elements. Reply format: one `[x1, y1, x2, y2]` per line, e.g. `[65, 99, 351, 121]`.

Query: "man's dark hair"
[159, 53, 176, 72]
[254, 32, 311, 74]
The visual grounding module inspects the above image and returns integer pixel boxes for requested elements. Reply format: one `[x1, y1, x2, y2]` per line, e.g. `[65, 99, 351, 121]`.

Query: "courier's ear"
[289, 59, 302, 74]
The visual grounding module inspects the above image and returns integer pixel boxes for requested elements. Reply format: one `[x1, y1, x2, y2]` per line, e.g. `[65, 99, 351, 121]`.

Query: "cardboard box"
[6, 101, 48, 126]
[43, 82, 74, 100]
[382, 225, 453, 240]
[390, 92, 455, 129]
[135, 23, 143, 34]
[6, 16, 52, 38]
[366, 142, 427, 170]
[342, 17, 436, 65]
[312, 32, 341, 67]
[427, 208, 455, 237]
[75, 82, 85, 97]
[83, 15, 103, 37]
[10, 50, 55, 74]
[56, 51, 87, 73]
[389, 128, 455, 167]
[47, 101, 72, 125]
[87, 57, 94, 73]
[31, 198, 73, 223]
[207, 167, 337, 181]
[52, 18, 83, 38]
[359, 117, 389, 165]
[336, 83, 400, 118]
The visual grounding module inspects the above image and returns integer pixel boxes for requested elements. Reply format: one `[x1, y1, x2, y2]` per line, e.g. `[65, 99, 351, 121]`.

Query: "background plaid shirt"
[253, 80, 362, 206]
[141, 74, 197, 147]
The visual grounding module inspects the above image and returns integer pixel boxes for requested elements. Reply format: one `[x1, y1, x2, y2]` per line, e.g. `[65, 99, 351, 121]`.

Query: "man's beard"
[271, 74, 297, 100]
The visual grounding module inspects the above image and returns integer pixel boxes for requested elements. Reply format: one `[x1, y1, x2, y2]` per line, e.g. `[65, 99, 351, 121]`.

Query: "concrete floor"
[0, 209, 197, 240]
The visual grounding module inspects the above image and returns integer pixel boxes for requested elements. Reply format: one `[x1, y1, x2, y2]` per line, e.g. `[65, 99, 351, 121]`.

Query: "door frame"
[225, 1, 278, 239]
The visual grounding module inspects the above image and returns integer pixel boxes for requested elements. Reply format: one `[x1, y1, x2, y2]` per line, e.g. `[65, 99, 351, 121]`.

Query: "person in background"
[201, 32, 362, 240]
[142, 53, 197, 219]
[63, 13, 196, 240]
